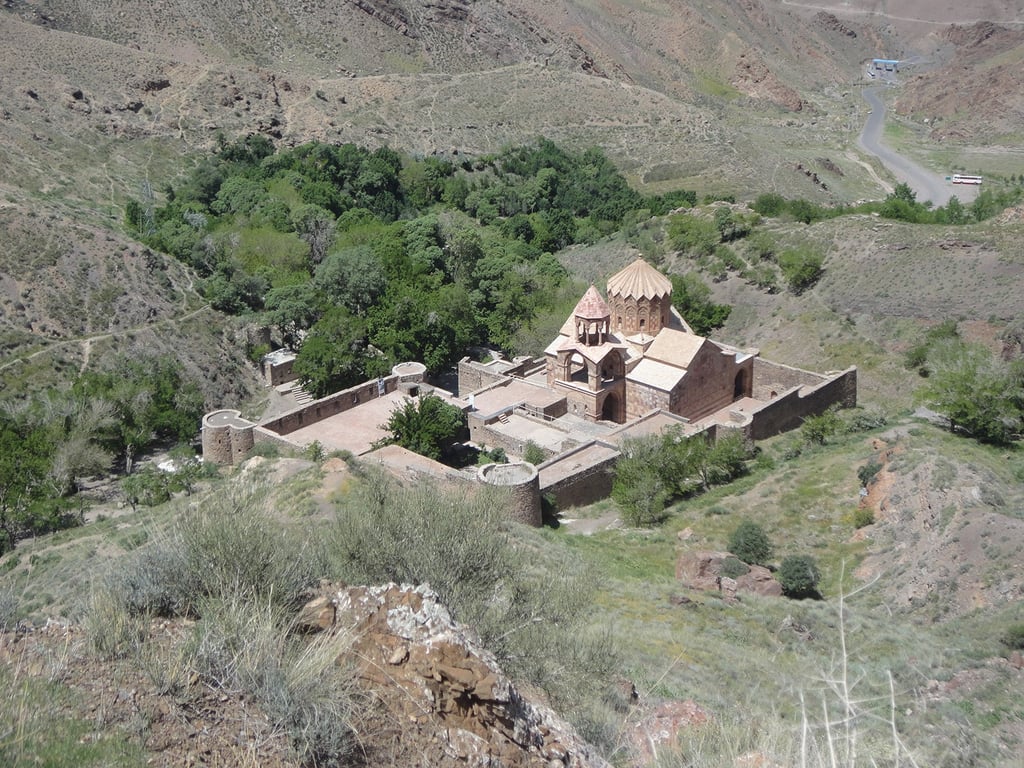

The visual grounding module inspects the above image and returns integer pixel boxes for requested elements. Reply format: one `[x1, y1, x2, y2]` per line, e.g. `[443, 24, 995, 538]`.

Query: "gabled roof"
[606, 258, 673, 301]
[573, 285, 610, 320]
[626, 358, 687, 391]
[557, 339, 623, 365]
[645, 328, 709, 368]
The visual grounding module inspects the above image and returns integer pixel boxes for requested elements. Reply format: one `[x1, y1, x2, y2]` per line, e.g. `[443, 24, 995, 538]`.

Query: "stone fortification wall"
[538, 441, 620, 511]
[458, 356, 529, 395]
[261, 375, 401, 437]
[751, 358, 828, 400]
[748, 366, 857, 440]
[469, 410, 579, 459]
[202, 410, 256, 465]
[478, 462, 542, 527]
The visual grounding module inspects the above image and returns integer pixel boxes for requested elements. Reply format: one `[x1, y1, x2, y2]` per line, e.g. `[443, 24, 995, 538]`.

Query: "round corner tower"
[606, 258, 673, 337]
[477, 462, 542, 527]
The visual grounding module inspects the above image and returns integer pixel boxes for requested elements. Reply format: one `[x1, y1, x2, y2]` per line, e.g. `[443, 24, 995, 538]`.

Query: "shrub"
[720, 556, 750, 579]
[778, 555, 821, 598]
[1001, 623, 1024, 651]
[779, 246, 824, 293]
[752, 193, 786, 217]
[801, 408, 841, 445]
[109, 481, 320, 619]
[728, 520, 773, 566]
[186, 596, 357, 766]
[850, 508, 876, 528]
[857, 460, 883, 487]
[83, 584, 144, 660]
[522, 441, 547, 465]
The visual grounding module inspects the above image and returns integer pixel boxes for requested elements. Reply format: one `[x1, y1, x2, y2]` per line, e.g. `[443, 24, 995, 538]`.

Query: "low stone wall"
[749, 366, 857, 440]
[260, 375, 401, 437]
[458, 357, 530, 396]
[538, 441, 620, 511]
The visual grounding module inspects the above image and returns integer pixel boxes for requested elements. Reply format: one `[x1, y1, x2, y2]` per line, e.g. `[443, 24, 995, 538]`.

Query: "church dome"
[606, 258, 673, 301]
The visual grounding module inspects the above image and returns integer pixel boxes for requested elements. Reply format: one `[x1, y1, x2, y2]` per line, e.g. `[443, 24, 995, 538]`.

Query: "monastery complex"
[203, 259, 856, 521]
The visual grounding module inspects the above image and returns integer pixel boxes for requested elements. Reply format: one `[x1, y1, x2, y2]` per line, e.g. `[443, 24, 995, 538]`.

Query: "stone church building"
[544, 258, 754, 424]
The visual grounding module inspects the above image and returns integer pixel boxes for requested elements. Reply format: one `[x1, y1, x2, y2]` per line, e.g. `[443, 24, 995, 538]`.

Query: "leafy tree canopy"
[377, 394, 467, 462]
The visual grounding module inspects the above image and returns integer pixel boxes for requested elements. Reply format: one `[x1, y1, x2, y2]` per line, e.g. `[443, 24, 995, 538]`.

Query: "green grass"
[0, 666, 146, 767]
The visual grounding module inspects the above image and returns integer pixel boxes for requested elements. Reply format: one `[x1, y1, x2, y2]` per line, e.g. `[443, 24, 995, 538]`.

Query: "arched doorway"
[602, 392, 620, 423]
[734, 369, 748, 400]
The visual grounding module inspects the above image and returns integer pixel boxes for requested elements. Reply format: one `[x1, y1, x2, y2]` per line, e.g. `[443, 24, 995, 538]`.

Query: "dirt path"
[0, 304, 212, 375]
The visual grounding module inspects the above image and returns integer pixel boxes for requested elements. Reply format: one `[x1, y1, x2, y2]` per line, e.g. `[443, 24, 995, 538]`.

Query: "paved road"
[857, 86, 973, 206]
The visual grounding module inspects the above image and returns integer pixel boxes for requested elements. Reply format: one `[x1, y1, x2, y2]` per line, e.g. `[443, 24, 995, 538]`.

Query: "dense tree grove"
[130, 137, 698, 396]
[0, 356, 204, 551]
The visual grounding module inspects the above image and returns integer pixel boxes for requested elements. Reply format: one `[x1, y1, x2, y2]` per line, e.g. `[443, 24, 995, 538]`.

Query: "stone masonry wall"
[261, 375, 400, 437]
[539, 443, 620, 510]
[458, 357, 527, 396]
[674, 349, 753, 421]
[749, 367, 857, 440]
[751, 358, 828, 400]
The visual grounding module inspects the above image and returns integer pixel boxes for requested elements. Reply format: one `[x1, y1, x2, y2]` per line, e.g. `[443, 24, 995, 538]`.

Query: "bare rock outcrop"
[675, 551, 782, 598]
[315, 583, 610, 767]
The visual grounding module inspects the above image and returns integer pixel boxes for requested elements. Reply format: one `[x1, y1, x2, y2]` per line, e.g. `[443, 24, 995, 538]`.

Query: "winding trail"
[857, 86, 972, 206]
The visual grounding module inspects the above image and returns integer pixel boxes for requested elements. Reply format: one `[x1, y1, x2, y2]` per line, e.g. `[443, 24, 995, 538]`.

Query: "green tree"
[668, 213, 719, 257]
[378, 394, 466, 461]
[314, 245, 386, 314]
[263, 283, 321, 347]
[75, 357, 204, 475]
[917, 339, 1023, 444]
[778, 554, 821, 598]
[293, 308, 379, 398]
[728, 520, 773, 566]
[670, 273, 731, 336]
[752, 193, 786, 217]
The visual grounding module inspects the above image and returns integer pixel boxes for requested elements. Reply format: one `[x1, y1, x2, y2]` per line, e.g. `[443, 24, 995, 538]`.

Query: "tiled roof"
[606, 258, 673, 300]
[573, 285, 611, 319]
[645, 328, 708, 367]
[626, 358, 687, 391]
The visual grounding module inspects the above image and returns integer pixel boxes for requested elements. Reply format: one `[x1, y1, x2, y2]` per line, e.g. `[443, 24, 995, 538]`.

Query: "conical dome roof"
[606, 258, 672, 300]
[573, 284, 611, 320]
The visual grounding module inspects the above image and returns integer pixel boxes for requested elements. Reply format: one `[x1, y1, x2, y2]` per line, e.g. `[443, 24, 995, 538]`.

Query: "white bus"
[952, 174, 983, 185]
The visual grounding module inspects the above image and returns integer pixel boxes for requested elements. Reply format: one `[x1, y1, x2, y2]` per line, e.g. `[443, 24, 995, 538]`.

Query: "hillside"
[1, 1, 1024, 765]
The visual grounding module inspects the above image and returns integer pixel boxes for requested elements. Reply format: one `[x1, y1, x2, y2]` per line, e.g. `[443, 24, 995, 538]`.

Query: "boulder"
[675, 551, 782, 598]
[327, 582, 610, 767]
[624, 699, 710, 766]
